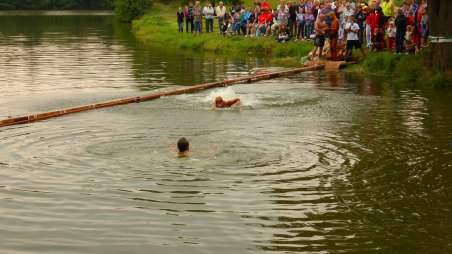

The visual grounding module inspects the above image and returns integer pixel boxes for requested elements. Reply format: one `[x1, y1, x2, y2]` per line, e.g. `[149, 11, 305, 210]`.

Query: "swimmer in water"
[167, 137, 217, 158]
[176, 137, 190, 157]
[215, 96, 240, 108]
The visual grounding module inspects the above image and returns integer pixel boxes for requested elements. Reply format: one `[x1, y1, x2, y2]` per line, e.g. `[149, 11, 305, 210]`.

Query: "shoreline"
[132, 3, 312, 67]
[132, 3, 450, 88]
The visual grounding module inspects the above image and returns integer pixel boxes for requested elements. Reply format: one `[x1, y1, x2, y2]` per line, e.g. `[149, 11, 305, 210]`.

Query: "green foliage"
[362, 52, 399, 74]
[130, 3, 313, 68]
[0, 0, 115, 10]
[133, 8, 312, 67]
[115, 0, 153, 23]
[359, 52, 451, 89]
[273, 42, 312, 58]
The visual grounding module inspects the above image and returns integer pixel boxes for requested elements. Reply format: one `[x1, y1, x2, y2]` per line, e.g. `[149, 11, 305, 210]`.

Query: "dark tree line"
[0, 0, 115, 10]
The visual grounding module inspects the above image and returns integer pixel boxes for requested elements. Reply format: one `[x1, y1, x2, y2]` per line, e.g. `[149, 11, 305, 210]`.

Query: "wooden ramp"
[0, 64, 325, 128]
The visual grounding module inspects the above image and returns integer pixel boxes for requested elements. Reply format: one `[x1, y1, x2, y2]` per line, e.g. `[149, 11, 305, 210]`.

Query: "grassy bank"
[132, 3, 312, 66]
[344, 51, 451, 88]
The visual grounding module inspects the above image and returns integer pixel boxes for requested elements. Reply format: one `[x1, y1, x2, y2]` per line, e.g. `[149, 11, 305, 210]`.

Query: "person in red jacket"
[261, 0, 271, 11]
[406, 10, 415, 26]
[370, 7, 383, 42]
[256, 9, 269, 36]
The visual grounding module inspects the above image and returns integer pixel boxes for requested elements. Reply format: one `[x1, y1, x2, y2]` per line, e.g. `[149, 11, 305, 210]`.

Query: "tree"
[0, 0, 115, 10]
[115, 0, 153, 23]
[426, 0, 452, 73]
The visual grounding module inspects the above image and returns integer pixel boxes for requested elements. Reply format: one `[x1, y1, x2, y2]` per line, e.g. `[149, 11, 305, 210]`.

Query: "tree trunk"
[426, 0, 452, 74]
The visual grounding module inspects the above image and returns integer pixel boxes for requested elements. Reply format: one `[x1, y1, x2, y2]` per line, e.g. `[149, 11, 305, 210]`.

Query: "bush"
[115, 0, 153, 23]
[358, 51, 451, 89]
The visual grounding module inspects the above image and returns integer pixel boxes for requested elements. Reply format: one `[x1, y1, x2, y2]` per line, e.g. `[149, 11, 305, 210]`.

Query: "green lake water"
[0, 11, 451, 254]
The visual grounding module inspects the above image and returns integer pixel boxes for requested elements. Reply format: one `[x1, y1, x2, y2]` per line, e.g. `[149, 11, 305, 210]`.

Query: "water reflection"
[0, 11, 269, 118]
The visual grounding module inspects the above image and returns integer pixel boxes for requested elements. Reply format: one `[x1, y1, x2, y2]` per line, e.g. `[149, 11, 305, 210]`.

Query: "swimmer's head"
[215, 96, 224, 108]
[177, 137, 189, 152]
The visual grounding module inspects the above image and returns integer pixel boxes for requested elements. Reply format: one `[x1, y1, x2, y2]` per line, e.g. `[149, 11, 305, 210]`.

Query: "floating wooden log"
[0, 64, 325, 128]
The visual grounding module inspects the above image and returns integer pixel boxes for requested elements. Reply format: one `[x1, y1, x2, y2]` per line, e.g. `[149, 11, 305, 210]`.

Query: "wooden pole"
[0, 65, 325, 128]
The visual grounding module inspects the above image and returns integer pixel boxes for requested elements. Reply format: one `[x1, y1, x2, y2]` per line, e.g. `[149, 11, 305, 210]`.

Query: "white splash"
[202, 86, 262, 108]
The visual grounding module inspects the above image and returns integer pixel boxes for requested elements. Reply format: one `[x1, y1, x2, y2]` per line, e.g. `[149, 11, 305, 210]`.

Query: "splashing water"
[202, 86, 262, 108]
[203, 86, 238, 103]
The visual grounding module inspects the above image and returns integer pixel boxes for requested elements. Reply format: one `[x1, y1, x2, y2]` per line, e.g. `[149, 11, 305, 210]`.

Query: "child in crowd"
[411, 25, 422, 54]
[277, 25, 291, 43]
[420, 6, 428, 46]
[220, 16, 230, 36]
[387, 21, 396, 51]
[405, 25, 417, 54]
[371, 27, 385, 51]
[405, 25, 413, 46]
[295, 7, 305, 41]
[304, 8, 315, 40]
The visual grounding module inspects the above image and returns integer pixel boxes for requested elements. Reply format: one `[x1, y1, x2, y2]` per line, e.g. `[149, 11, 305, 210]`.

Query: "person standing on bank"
[203, 3, 215, 33]
[215, 1, 227, 33]
[313, 15, 327, 58]
[354, 5, 366, 46]
[395, 9, 407, 54]
[345, 16, 367, 60]
[381, 0, 394, 27]
[193, 3, 202, 34]
[187, 2, 195, 33]
[177, 7, 184, 33]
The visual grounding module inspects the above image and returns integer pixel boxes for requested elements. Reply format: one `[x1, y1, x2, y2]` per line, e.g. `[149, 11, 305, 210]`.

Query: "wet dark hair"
[177, 137, 189, 152]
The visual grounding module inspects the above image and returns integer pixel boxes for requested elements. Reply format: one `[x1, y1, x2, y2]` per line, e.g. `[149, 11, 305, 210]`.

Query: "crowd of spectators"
[176, 0, 429, 57]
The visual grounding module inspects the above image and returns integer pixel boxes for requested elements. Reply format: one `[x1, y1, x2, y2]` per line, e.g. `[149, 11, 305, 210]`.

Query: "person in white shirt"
[348, 0, 355, 10]
[345, 16, 367, 60]
[330, 0, 337, 10]
[343, 3, 354, 20]
[277, 0, 289, 13]
[203, 3, 215, 33]
[386, 21, 396, 50]
[215, 2, 227, 33]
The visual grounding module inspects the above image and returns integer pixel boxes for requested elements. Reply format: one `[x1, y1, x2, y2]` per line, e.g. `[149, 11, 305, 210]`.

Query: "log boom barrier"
[0, 64, 326, 128]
